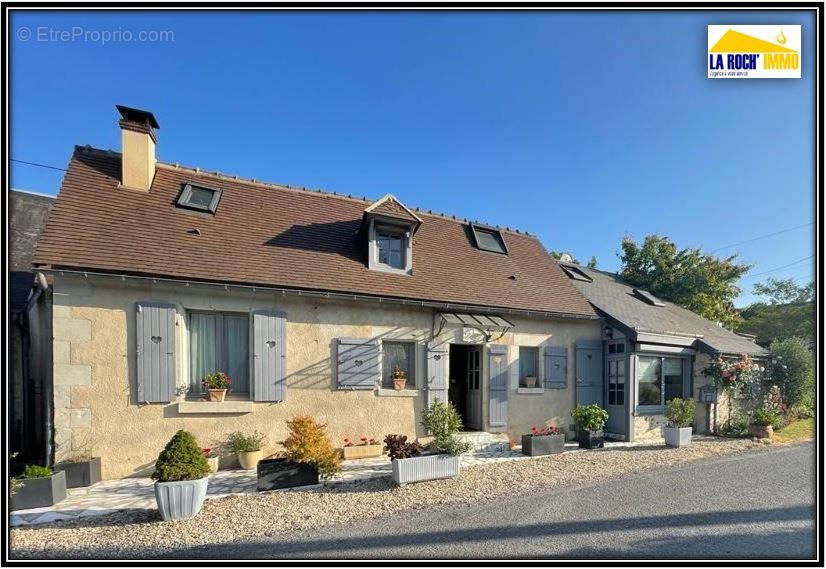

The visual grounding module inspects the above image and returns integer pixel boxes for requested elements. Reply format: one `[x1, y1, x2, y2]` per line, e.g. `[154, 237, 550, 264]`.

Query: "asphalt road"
[191, 442, 816, 560]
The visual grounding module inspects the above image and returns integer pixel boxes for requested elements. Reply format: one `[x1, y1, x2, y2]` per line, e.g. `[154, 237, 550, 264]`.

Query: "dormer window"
[177, 182, 221, 214]
[363, 194, 422, 276]
[470, 224, 508, 255]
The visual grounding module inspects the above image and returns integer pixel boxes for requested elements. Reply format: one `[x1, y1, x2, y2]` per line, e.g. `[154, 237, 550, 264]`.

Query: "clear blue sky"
[10, 10, 816, 306]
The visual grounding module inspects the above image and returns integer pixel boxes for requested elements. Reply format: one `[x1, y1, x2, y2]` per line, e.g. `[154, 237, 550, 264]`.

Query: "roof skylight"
[470, 224, 508, 255]
[177, 183, 222, 214]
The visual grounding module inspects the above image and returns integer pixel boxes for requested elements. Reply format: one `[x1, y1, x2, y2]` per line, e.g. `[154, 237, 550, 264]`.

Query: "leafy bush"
[421, 400, 472, 456]
[571, 403, 609, 431]
[768, 337, 814, 413]
[665, 398, 695, 428]
[719, 415, 749, 437]
[282, 416, 341, 479]
[384, 434, 422, 460]
[226, 430, 266, 453]
[21, 464, 53, 479]
[151, 430, 210, 482]
[751, 407, 782, 429]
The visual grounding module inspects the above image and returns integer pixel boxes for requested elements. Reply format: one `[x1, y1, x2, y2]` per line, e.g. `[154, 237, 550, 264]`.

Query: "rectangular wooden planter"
[578, 430, 605, 449]
[521, 434, 565, 456]
[342, 444, 383, 460]
[257, 458, 319, 491]
[11, 470, 67, 511]
[391, 454, 460, 485]
[55, 457, 102, 488]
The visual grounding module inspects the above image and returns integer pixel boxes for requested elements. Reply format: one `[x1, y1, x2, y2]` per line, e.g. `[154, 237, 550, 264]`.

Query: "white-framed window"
[376, 229, 405, 269]
[381, 340, 415, 389]
[368, 218, 413, 275]
[189, 311, 249, 394]
[518, 346, 539, 387]
[636, 355, 686, 410]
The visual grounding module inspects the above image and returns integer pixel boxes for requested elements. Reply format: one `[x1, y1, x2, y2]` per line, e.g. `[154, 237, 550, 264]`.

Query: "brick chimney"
[116, 105, 159, 191]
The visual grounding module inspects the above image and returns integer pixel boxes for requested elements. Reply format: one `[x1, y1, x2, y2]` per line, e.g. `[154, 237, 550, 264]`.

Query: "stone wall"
[51, 274, 601, 478]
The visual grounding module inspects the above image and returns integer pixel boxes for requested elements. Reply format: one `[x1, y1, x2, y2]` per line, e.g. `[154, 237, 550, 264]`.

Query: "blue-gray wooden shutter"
[544, 346, 568, 389]
[136, 302, 176, 403]
[336, 338, 380, 389]
[426, 339, 449, 406]
[252, 310, 287, 402]
[576, 341, 604, 406]
[488, 344, 509, 429]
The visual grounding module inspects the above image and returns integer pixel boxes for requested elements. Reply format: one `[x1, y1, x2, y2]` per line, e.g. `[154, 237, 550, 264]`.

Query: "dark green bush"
[768, 337, 814, 413]
[751, 407, 782, 429]
[151, 430, 210, 482]
[21, 464, 53, 479]
[719, 415, 749, 437]
[665, 398, 695, 428]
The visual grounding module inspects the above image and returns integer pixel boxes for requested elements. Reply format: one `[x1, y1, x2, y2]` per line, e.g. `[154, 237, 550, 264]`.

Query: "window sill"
[375, 388, 420, 397]
[178, 400, 254, 414]
[517, 387, 545, 394]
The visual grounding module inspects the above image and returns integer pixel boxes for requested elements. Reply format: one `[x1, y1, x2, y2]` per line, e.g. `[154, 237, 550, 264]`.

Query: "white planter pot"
[664, 426, 692, 448]
[392, 454, 460, 485]
[154, 477, 209, 521]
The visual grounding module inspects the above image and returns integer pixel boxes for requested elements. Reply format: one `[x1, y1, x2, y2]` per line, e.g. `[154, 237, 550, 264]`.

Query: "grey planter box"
[521, 434, 565, 456]
[154, 477, 209, 521]
[664, 426, 693, 448]
[392, 454, 460, 485]
[257, 458, 319, 491]
[10, 470, 67, 511]
[55, 457, 102, 488]
[577, 430, 604, 449]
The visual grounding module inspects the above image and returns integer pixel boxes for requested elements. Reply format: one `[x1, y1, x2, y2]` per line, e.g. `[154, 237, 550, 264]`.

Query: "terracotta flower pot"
[207, 389, 227, 402]
[523, 376, 537, 388]
[392, 377, 407, 391]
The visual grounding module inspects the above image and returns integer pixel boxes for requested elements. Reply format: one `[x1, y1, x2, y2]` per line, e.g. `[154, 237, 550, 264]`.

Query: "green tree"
[739, 278, 814, 347]
[586, 256, 598, 269]
[767, 337, 814, 414]
[619, 235, 750, 329]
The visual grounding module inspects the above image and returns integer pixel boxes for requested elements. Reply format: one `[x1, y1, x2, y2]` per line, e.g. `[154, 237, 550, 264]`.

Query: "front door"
[605, 354, 627, 438]
[465, 346, 482, 430]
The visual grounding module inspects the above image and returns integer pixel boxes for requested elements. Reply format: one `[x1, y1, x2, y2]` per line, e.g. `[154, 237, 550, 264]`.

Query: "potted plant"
[523, 375, 538, 388]
[341, 435, 383, 460]
[521, 423, 565, 456]
[258, 415, 341, 491]
[664, 397, 695, 448]
[389, 400, 471, 485]
[227, 430, 266, 470]
[203, 448, 219, 473]
[391, 365, 407, 390]
[10, 465, 67, 511]
[571, 403, 609, 449]
[151, 430, 211, 521]
[750, 407, 781, 439]
[201, 371, 232, 402]
[54, 451, 102, 488]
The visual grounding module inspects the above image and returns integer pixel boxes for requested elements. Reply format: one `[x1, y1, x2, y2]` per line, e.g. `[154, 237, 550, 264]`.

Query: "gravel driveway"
[11, 438, 768, 559]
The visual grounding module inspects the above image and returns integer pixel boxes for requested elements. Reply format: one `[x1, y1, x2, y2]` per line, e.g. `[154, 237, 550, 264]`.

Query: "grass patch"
[773, 418, 815, 444]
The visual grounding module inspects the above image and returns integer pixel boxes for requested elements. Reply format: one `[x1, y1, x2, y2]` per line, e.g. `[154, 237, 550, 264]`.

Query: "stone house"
[29, 106, 766, 479]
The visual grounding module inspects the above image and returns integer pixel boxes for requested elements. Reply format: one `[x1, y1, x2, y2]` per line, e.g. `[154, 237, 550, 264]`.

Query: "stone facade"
[52, 274, 601, 479]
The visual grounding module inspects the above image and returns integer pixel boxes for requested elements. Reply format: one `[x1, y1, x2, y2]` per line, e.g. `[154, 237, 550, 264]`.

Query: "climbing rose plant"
[702, 354, 755, 392]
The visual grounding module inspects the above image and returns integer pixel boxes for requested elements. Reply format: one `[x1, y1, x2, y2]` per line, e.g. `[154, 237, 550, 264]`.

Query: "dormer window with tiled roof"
[363, 194, 422, 275]
[470, 224, 508, 255]
[176, 182, 222, 214]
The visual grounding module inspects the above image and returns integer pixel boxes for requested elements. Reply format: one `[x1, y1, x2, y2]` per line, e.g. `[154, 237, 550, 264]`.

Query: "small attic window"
[177, 183, 222, 214]
[560, 264, 593, 282]
[633, 289, 666, 306]
[470, 224, 508, 254]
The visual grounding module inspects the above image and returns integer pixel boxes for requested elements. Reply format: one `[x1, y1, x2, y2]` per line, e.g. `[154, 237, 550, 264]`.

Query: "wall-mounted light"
[603, 326, 614, 339]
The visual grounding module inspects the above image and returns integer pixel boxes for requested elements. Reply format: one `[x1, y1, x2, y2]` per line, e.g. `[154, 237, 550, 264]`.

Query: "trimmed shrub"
[282, 415, 341, 479]
[665, 398, 695, 428]
[226, 430, 266, 453]
[421, 400, 472, 456]
[571, 403, 609, 431]
[21, 464, 53, 479]
[151, 430, 210, 482]
[768, 337, 814, 413]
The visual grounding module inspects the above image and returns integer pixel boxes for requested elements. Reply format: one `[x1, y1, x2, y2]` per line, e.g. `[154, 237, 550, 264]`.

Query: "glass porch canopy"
[436, 312, 515, 334]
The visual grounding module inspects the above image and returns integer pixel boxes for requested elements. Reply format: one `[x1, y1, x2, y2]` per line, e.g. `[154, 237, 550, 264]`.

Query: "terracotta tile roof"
[365, 195, 422, 224]
[33, 147, 597, 318]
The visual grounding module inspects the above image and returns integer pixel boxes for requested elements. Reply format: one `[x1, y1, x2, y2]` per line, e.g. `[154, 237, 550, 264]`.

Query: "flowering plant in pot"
[749, 407, 781, 439]
[571, 403, 608, 449]
[201, 371, 231, 402]
[341, 435, 383, 459]
[151, 430, 211, 521]
[664, 398, 695, 448]
[522, 422, 565, 456]
[227, 430, 266, 470]
[391, 365, 408, 390]
[202, 447, 219, 472]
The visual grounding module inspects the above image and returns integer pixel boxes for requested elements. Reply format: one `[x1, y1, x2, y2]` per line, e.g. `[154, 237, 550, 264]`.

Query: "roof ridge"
[73, 144, 537, 237]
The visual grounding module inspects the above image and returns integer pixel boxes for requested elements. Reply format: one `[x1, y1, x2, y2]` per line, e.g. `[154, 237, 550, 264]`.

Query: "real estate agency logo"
[708, 25, 801, 79]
